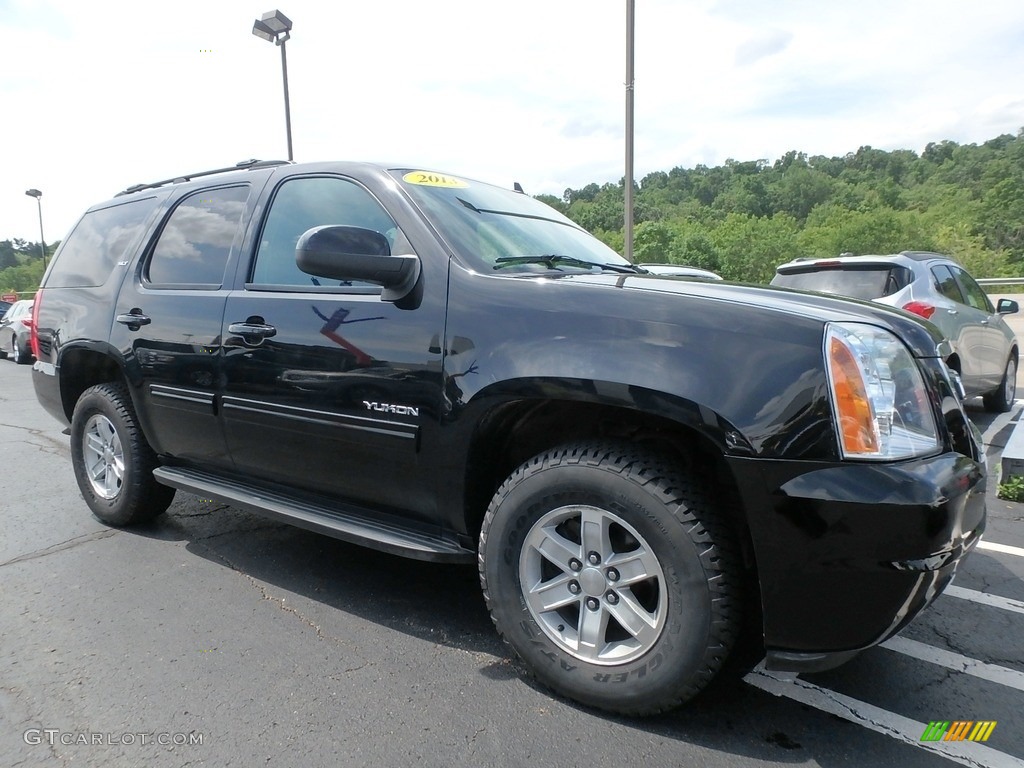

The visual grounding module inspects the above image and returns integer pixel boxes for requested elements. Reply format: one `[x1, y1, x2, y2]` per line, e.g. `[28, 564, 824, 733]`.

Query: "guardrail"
[978, 278, 1024, 287]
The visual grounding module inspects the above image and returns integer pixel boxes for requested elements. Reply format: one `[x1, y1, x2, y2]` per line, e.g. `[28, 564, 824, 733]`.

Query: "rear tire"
[983, 356, 1016, 413]
[13, 335, 32, 364]
[70, 382, 175, 526]
[479, 442, 741, 715]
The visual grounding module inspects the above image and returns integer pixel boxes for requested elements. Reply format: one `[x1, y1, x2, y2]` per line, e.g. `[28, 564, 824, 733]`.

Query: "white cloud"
[2, 0, 1023, 242]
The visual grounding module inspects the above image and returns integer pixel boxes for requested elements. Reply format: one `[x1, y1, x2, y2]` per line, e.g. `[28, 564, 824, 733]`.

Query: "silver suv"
[772, 251, 1019, 412]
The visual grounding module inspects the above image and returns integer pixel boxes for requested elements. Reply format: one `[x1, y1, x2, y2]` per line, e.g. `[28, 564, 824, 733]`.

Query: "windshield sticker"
[403, 171, 469, 188]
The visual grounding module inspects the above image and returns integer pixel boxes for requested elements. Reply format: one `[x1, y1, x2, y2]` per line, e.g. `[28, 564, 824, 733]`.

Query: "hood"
[545, 273, 948, 359]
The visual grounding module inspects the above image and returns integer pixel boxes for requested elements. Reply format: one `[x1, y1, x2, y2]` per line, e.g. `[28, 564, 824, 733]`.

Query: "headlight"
[825, 323, 940, 460]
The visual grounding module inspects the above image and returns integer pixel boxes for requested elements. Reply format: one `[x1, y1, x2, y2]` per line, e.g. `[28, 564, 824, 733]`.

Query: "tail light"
[30, 289, 42, 359]
[903, 301, 936, 320]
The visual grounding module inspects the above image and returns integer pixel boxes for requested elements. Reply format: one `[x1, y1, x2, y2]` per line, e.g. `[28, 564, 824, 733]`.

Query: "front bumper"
[728, 448, 986, 672]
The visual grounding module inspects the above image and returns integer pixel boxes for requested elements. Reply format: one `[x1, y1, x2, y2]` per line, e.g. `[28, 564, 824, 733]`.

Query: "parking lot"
[2, 357, 1023, 767]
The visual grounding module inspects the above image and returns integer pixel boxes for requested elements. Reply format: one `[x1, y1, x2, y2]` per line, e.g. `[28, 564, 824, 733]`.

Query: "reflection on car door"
[110, 184, 254, 466]
[951, 265, 1008, 391]
[220, 174, 445, 522]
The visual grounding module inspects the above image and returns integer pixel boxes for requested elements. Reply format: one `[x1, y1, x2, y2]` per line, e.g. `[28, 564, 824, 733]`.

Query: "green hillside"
[541, 130, 1024, 283]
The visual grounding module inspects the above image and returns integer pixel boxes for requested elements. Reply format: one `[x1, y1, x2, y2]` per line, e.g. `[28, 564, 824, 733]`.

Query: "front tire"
[70, 382, 175, 526]
[479, 443, 741, 715]
[983, 356, 1017, 413]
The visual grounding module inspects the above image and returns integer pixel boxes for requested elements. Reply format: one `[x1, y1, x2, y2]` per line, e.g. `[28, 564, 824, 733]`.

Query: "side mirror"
[296, 225, 420, 302]
[997, 298, 1019, 315]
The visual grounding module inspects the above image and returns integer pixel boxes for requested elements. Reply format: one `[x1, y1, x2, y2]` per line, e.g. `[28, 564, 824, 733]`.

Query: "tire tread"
[479, 441, 741, 716]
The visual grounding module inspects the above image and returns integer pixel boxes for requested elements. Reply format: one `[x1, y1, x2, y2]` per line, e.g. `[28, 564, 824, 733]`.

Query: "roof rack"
[115, 159, 292, 197]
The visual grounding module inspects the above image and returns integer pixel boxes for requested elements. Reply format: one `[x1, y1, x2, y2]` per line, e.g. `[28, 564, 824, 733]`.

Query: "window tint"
[952, 266, 993, 313]
[45, 197, 160, 288]
[251, 176, 398, 290]
[147, 186, 249, 286]
[771, 267, 897, 299]
[931, 265, 964, 303]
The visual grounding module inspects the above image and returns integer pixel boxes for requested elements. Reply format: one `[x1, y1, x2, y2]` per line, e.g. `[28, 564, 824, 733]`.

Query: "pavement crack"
[0, 421, 70, 456]
[187, 538, 360, 654]
[0, 530, 118, 569]
[189, 523, 290, 542]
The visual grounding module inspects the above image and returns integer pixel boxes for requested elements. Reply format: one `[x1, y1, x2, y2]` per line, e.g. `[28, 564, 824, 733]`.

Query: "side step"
[152, 466, 475, 564]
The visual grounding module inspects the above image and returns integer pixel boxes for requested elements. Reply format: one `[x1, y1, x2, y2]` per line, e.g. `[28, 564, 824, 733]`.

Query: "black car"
[31, 160, 986, 715]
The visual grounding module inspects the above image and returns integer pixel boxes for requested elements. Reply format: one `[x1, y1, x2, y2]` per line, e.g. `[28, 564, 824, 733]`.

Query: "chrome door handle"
[115, 311, 151, 329]
[228, 322, 277, 338]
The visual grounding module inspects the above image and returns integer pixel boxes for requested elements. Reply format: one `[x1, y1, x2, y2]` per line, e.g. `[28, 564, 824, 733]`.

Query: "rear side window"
[772, 265, 911, 299]
[146, 186, 249, 287]
[45, 197, 160, 288]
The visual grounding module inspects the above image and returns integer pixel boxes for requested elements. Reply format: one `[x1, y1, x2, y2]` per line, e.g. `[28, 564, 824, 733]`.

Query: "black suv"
[32, 160, 986, 715]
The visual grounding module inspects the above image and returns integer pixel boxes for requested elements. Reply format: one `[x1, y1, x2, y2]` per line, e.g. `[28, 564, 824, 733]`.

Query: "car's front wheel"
[983, 356, 1017, 413]
[70, 382, 175, 526]
[479, 442, 741, 715]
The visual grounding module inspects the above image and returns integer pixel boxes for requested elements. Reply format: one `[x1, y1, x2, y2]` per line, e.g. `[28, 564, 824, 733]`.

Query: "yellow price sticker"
[402, 171, 469, 188]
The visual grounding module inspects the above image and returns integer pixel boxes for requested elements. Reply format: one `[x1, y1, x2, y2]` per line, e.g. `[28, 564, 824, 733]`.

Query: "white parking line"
[745, 665, 1024, 768]
[945, 585, 1024, 616]
[981, 406, 1021, 447]
[978, 541, 1024, 558]
[881, 636, 1024, 694]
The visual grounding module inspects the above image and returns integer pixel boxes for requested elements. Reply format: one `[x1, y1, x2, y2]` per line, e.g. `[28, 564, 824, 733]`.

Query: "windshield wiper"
[493, 255, 642, 274]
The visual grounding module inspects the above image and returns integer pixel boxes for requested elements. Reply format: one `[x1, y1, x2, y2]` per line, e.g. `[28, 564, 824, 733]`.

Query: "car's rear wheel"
[983, 356, 1017, 413]
[479, 442, 741, 715]
[70, 382, 175, 526]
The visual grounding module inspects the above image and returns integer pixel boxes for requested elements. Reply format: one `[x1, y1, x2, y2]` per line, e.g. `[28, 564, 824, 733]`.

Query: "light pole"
[624, 0, 635, 262]
[24, 189, 47, 270]
[252, 9, 294, 161]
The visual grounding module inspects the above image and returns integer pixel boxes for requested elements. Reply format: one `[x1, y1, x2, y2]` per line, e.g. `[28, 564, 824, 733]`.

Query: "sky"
[2, 0, 1023, 244]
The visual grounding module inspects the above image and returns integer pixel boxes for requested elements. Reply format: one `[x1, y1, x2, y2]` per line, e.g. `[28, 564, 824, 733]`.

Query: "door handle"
[228, 321, 277, 339]
[115, 311, 151, 329]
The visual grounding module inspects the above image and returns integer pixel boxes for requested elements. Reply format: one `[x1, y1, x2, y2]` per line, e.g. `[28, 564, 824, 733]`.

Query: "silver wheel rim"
[519, 504, 668, 665]
[1006, 359, 1017, 404]
[11, 337, 18, 362]
[82, 414, 124, 500]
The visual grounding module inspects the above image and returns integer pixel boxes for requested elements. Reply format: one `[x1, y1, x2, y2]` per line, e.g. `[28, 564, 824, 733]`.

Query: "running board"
[152, 466, 475, 564]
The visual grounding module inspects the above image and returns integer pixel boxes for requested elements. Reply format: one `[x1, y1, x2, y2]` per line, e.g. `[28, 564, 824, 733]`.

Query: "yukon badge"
[363, 401, 420, 417]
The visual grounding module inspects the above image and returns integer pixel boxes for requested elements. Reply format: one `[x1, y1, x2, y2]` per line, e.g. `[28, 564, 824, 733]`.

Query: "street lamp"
[252, 9, 294, 161]
[24, 189, 47, 269]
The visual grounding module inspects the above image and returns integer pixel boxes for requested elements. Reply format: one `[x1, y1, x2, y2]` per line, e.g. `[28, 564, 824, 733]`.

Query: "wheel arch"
[55, 343, 149, 436]
[458, 381, 758, 573]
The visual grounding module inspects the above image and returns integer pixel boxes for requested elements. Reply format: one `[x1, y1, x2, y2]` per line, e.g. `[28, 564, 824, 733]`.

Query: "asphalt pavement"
[1, 359, 1023, 768]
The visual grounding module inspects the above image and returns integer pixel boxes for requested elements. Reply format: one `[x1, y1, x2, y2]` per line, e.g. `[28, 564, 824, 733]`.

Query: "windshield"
[392, 170, 634, 275]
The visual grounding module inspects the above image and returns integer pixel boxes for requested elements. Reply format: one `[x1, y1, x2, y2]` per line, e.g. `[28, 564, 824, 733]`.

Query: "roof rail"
[115, 159, 291, 197]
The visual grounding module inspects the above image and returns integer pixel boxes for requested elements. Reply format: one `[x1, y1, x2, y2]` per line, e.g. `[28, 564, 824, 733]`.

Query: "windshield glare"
[392, 170, 631, 274]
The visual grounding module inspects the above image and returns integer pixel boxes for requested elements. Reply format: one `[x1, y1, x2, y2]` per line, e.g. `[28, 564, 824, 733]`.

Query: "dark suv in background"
[30, 160, 987, 715]
[772, 251, 1019, 411]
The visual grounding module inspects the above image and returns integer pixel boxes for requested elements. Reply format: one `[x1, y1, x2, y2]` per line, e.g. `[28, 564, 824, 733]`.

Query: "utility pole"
[624, 0, 635, 261]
